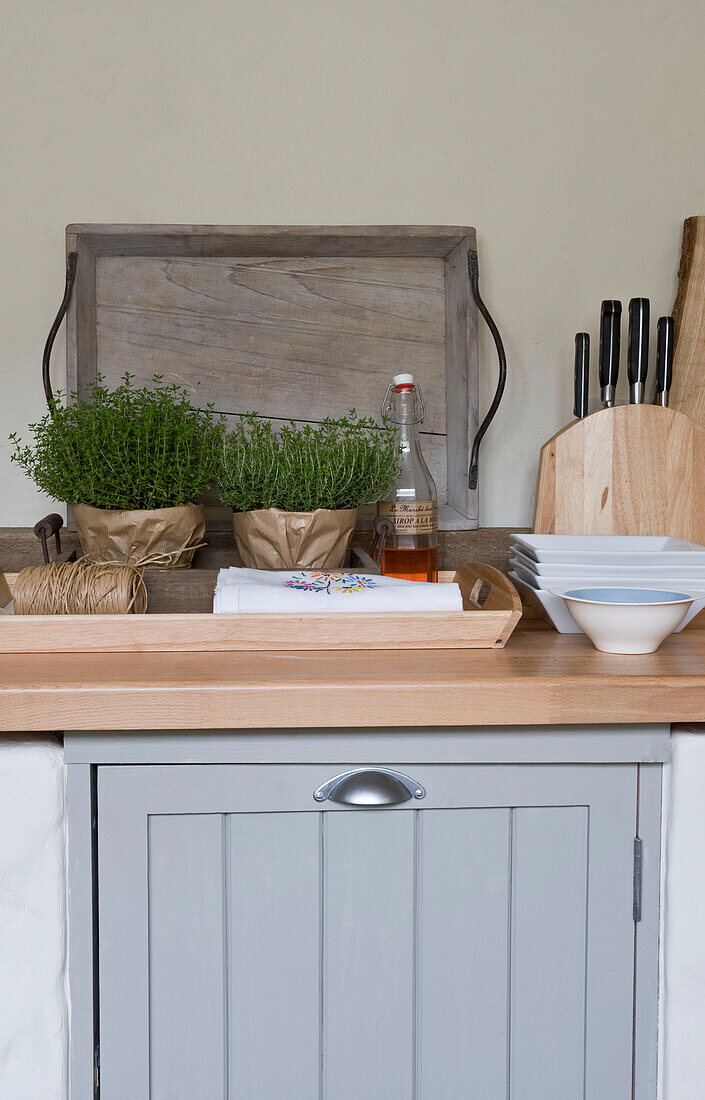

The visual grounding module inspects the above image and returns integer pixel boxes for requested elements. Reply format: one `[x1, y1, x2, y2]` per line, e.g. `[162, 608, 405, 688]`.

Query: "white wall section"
[0, 739, 67, 1100]
[2, 0, 705, 525]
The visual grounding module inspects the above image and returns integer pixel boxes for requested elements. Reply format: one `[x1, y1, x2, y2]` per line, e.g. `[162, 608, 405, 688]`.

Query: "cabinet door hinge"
[633, 836, 643, 923]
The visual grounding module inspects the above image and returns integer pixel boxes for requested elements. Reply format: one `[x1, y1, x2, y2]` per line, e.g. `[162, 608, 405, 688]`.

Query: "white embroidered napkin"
[213, 568, 463, 614]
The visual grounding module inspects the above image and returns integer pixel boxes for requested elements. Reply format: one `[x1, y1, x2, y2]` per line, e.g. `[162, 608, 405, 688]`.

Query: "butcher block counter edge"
[2, 624, 705, 731]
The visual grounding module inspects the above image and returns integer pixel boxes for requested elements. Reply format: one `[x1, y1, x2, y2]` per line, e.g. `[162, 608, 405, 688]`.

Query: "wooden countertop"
[3, 622, 705, 731]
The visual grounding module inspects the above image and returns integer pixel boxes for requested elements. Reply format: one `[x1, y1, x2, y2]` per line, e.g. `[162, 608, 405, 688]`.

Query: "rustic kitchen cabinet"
[64, 726, 665, 1100]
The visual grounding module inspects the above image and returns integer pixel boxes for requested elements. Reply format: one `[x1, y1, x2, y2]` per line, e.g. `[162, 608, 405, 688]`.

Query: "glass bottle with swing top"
[377, 373, 438, 582]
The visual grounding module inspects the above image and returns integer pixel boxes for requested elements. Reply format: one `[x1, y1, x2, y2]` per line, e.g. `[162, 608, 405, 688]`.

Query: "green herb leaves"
[216, 412, 401, 513]
[12, 382, 400, 516]
[10, 374, 222, 510]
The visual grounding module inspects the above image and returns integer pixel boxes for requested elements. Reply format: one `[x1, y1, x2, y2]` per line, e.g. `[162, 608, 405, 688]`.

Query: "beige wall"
[2, 0, 704, 528]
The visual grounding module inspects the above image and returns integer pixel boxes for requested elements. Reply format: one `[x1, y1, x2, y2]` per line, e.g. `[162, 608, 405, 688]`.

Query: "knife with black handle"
[574, 333, 590, 418]
[628, 297, 650, 403]
[599, 300, 621, 407]
[655, 315, 674, 407]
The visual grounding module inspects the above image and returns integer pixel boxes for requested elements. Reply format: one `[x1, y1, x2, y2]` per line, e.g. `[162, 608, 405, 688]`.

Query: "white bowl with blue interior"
[549, 586, 705, 654]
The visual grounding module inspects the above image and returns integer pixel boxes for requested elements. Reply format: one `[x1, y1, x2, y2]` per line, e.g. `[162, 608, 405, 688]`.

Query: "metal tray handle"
[313, 768, 426, 806]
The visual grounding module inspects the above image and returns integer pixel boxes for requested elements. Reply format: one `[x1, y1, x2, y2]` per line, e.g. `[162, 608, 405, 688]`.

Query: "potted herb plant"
[11, 374, 221, 568]
[216, 412, 400, 569]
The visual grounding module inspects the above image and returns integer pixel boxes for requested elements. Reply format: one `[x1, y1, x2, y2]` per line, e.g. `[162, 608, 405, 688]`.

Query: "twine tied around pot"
[12, 559, 148, 615]
[74, 502, 206, 569]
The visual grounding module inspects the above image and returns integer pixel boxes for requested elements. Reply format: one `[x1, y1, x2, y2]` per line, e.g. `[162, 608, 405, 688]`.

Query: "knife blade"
[656, 315, 674, 407]
[628, 297, 650, 403]
[574, 333, 590, 418]
[599, 300, 621, 407]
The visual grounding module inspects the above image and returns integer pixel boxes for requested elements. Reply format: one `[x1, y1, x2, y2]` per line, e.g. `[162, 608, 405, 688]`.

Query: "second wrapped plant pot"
[217, 412, 401, 572]
[232, 506, 358, 570]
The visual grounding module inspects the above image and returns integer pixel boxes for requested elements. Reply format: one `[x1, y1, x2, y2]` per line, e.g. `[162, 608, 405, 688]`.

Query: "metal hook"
[33, 513, 77, 565]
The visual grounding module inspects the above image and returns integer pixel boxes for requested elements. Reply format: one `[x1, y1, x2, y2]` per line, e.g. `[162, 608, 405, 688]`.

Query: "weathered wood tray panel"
[66, 225, 478, 529]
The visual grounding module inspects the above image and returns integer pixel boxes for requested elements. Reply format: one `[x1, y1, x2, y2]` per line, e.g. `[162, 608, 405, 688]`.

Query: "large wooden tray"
[0, 563, 521, 653]
[65, 224, 479, 529]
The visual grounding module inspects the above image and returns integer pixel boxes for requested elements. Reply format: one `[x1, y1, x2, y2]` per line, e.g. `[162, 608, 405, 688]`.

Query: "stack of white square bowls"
[509, 534, 705, 633]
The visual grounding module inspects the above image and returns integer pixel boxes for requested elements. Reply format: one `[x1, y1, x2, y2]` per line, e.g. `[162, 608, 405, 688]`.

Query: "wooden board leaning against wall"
[671, 215, 705, 423]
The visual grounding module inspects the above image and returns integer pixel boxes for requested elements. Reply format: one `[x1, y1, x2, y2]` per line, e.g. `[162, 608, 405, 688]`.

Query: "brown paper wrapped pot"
[232, 507, 358, 570]
[74, 502, 206, 568]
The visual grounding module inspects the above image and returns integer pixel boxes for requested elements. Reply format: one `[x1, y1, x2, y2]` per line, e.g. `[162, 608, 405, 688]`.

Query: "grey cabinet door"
[97, 764, 639, 1099]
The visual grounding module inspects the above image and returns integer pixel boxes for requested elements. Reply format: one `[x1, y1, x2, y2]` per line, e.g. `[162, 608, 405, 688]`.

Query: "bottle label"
[378, 500, 438, 533]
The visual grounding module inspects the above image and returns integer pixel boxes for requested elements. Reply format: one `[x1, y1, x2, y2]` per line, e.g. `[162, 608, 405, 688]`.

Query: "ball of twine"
[13, 559, 148, 615]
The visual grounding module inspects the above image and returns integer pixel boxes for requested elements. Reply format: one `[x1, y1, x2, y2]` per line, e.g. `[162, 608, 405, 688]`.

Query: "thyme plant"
[10, 374, 223, 510]
[216, 412, 401, 513]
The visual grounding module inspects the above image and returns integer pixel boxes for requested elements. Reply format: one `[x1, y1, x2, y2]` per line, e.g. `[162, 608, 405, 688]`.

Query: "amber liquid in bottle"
[380, 544, 438, 583]
[378, 375, 438, 583]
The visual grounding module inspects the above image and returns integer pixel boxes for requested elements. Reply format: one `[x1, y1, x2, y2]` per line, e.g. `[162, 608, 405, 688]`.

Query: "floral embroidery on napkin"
[283, 572, 378, 595]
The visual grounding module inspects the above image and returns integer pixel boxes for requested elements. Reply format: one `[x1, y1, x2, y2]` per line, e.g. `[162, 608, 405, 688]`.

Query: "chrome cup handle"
[313, 768, 426, 806]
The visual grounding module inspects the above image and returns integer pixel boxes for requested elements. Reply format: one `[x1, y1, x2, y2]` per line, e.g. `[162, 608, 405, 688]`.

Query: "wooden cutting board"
[671, 215, 705, 424]
[533, 404, 705, 542]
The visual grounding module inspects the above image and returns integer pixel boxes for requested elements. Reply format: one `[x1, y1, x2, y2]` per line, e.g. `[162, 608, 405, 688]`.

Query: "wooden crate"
[65, 224, 478, 529]
[0, 564, 521, 652]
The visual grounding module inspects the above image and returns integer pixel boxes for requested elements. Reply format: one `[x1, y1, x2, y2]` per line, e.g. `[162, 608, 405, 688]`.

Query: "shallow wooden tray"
[0, 563, 521, 653]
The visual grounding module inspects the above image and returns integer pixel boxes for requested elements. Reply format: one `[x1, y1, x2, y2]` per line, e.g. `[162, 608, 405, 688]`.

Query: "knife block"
[533, 404, 705, 542]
